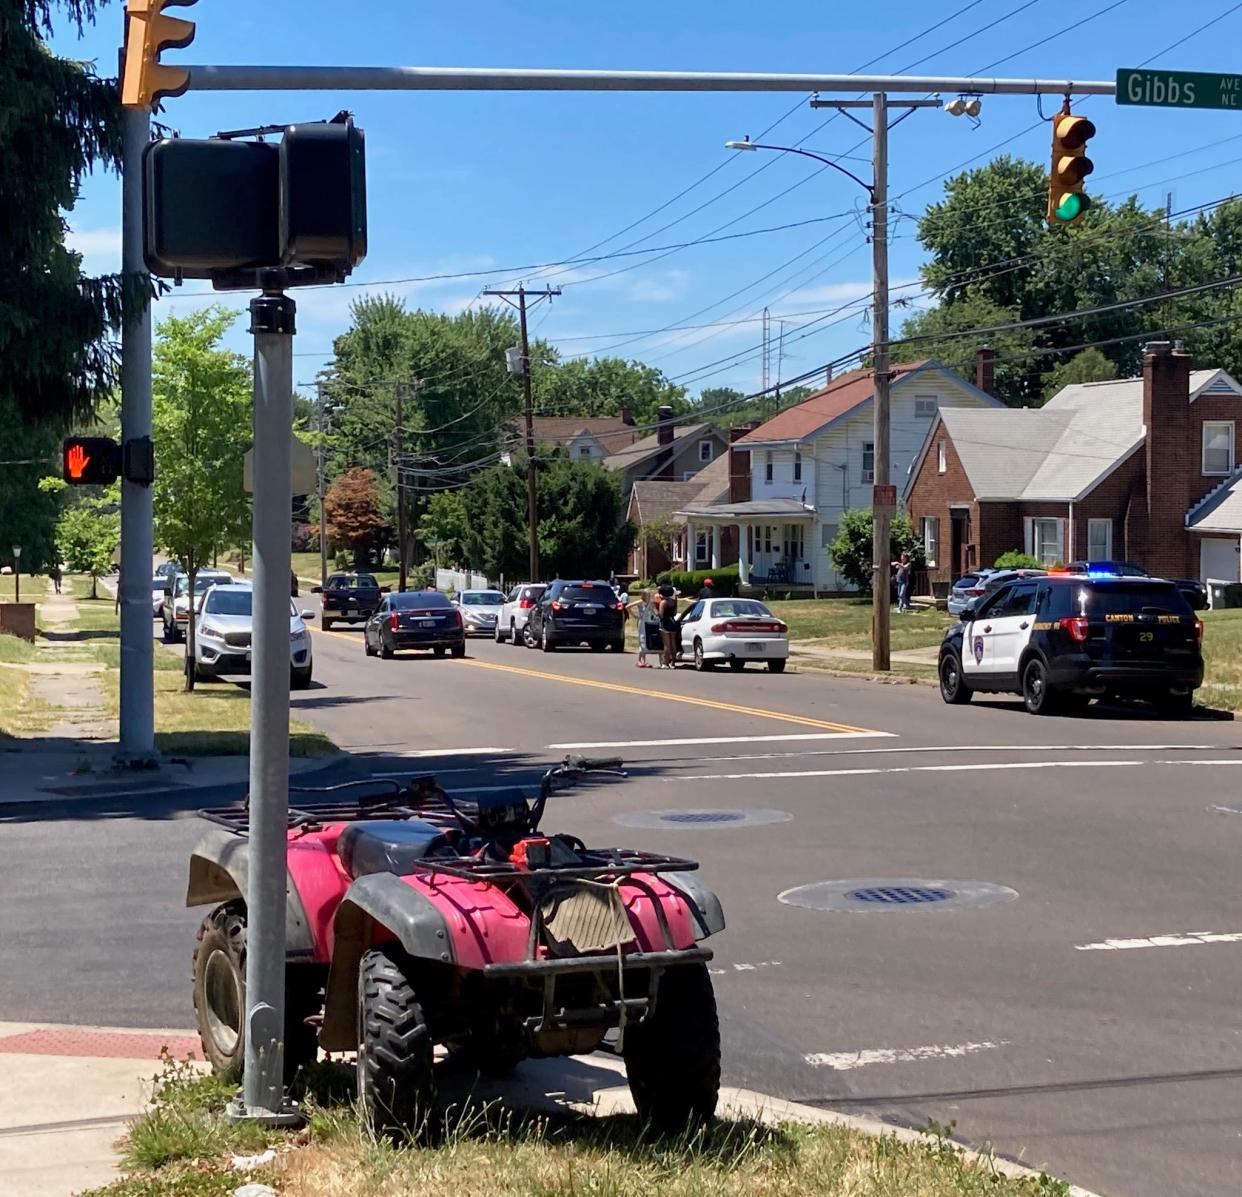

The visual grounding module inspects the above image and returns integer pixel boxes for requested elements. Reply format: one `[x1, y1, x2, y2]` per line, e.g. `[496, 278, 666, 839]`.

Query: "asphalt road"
[3, 618, 1241, 1197]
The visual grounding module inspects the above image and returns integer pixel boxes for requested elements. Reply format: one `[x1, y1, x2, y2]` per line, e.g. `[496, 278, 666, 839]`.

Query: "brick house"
[905, 342, 1242, 585]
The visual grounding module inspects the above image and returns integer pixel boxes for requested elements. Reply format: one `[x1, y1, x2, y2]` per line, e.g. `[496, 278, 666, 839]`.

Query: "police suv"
[938, 572, 1203, 717]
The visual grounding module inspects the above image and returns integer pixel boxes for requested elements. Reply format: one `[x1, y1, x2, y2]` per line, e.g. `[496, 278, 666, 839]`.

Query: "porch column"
[685, 519, 696, 569]
[738, 522, 750, 585]
[710, 524, 721, 569]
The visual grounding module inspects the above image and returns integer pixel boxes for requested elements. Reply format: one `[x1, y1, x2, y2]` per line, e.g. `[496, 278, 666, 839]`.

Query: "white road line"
[547, 731, 894, 749]
[680, 760, 1150, 781]
[805, 1041, 1007, 1071]
[388, 747, 512, 757]
[1076, 931, 1242, 952]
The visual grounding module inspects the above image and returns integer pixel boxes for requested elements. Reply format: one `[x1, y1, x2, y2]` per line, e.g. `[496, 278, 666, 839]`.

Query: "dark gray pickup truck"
[313, 572, 385, 630]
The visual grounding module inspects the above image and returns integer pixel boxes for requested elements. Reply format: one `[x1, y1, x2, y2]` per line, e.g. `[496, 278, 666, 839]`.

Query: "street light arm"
[726, 140, 874, 199]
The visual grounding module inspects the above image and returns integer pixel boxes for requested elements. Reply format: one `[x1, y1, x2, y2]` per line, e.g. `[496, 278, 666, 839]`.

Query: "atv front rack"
[198, 778, 443, 835]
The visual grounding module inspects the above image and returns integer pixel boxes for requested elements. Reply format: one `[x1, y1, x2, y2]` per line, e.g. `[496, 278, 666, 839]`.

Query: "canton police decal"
[972, 634, 985, 664]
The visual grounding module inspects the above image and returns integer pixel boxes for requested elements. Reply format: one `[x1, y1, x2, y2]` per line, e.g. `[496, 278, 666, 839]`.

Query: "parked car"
[313, 572, 384, 630]
[190, 581, 314, 689]
[162, 570, 233, 642]
[152, 562, 183, 616]
[454, 589, 506, 637]
[527, 579, 626, 653]
[676, 597, 789, 672]
[939, 573, 1203, 717]
[364, 589, 465, 659]
[959, 567, 1048, 615]
[947, 569, 998, 617]
[1063, 561, 1210, 611]
[496, 583, 547, 645]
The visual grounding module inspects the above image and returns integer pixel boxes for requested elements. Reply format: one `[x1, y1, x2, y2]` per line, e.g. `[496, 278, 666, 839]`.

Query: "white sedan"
[453, 589, 506, 637]
[677, 597, 789, 673]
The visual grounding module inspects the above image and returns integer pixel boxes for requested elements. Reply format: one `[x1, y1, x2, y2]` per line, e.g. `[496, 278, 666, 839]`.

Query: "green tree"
[418, 489, 470, 568]
[0, 398, 62, 570]
[151, 307, 251, 691]
[1040, 347, 1118, 402]
[829, 509, 924, 595]
[533, 356, 689, 426]
[1, 1, 146, 427]
[53, 485, 118, 598]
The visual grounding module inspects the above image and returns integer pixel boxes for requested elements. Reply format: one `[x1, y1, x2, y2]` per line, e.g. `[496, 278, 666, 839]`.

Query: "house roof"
[739, 361, 937, 446]
[521, 415, 639, 450]
[676, 497, 815, 520]
[604, 422, 723, 473]
[1188, 471, 1242, 532]
[936, 369, 1229, 503]
[627, 454, 731, 524]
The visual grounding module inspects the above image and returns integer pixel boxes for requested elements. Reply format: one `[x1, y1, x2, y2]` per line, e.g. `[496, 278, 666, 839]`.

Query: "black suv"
[313, 572, 384, 630]
[528, 580, 626, 653]
[939, 573, 1203, 717]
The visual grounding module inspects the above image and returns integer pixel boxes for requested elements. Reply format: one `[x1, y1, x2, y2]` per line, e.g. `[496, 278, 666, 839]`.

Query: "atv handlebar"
[578, 756, 624, 771]
[530, 754, 627, 828]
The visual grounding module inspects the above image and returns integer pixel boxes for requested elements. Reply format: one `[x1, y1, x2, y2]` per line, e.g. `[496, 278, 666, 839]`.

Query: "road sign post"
[1117, 68, 1242, 111]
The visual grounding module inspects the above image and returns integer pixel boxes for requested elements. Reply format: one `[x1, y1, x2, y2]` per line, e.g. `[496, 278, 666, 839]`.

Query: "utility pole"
[394, 381, 407, 592]
[316, 380, 328, 590]
[483, 285, 560, 582]
[870, 90, 892, 673]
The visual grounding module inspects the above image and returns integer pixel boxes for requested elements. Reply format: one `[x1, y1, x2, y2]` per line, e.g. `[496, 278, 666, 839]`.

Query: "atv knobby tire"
[357, 946, 435, 1137]
[623, 962, 721, 1131]
[191, 900, 319, 1084]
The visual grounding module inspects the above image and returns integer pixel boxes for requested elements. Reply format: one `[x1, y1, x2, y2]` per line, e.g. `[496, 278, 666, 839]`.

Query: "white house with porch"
[677, 358, 1001, 593]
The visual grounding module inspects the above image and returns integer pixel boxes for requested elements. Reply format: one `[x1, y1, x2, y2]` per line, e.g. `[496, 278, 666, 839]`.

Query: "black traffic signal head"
[63, 437, 121, 486]
[143, 115, 367, 289]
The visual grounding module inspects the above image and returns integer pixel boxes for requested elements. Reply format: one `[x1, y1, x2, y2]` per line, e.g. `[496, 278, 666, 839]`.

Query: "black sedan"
[364, 590, 466, 659]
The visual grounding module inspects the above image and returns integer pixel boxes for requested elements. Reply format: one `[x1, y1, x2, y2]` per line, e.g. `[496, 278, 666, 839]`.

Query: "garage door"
[1200, 537, 1240, 582]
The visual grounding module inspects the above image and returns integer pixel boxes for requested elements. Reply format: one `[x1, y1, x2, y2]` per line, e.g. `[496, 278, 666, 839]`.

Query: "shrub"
[333, 549, 350, 571]
[993, 551, 1042, 570]
[654, 564, 741, 596]
[291, 521, 317, 552]
[828, 510, 924, 594]
[408, 563, 435, 590]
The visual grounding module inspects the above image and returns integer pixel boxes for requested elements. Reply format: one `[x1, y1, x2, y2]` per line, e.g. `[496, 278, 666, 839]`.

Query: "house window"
[915, 395, 938, 418]
[695, 532, 709, 564]
[576, 445, 592, 460]
[862, 442, 874, 483]
[1031, 518, 1062, 566]
[821, 522, 837, 549]
[1203, 421, 1235, 475]
[698, 439, 714, 463]
[762, 526, 773, 554]
[764, 451, 773, 482]
[922, 516, 940, 568]
[1088, 518, 1112, 560]
[937, 441, 946, 474]
[793, 450, 802, 482]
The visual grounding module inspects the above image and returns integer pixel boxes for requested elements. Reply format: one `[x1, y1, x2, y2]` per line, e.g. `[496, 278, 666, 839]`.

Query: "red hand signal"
[66, 443, 90, 480]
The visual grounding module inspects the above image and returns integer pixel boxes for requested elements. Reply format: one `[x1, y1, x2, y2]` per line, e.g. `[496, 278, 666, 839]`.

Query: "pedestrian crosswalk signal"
[1047, 110, 1095, 227]
[62, 437, 121, 486]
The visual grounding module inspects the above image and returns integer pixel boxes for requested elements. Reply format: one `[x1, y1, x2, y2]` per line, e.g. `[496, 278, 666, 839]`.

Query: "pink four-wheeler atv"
[186, 757, 725, 1132]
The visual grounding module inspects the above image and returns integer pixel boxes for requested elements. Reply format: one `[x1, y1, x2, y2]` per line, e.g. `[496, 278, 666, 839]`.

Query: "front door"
[951, 510, 969, 577]
[961, 586, 1009, 679]
[989, 581, 1039, 679]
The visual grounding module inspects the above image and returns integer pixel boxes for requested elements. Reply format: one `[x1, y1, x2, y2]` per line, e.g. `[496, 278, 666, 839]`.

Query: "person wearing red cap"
[697, 578, 714, 600]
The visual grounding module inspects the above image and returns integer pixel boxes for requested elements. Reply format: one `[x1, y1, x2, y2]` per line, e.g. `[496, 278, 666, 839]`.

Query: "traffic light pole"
[870, 90, 891, 673]
[117, 106, 156, 764]
[232, 285, 301, 1127]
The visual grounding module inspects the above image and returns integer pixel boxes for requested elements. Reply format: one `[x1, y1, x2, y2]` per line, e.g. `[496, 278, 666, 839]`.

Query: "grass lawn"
[766, 597, 953, 652]
[1199, 607, 1242, 712]
[83, 1059, 1072, 1197]
[289, 551, 400, 590]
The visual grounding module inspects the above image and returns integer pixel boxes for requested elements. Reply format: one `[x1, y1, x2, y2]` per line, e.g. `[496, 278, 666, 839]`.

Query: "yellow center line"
[454, 656, 875, 734]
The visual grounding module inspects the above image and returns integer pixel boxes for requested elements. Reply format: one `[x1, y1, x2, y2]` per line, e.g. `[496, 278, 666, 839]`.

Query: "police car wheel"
[1022, 658, 1060, 716]
[939, 653, 972, 705]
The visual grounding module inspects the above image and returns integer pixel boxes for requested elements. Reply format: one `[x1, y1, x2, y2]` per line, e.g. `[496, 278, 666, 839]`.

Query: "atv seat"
[339, 820, 453, 879]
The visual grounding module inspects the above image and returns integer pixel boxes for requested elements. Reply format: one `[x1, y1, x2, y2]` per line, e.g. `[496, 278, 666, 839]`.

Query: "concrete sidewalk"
[791, 643, 939, 665]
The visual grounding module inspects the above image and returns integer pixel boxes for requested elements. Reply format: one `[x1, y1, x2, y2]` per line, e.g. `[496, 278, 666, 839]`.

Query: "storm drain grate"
[615, 808, 792, 830]
[848, 885, 952, 905]
[779, 878, 1018, 913]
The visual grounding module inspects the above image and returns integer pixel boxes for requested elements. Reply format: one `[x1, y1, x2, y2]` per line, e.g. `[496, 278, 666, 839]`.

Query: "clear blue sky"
[54, 1, 1242, 398]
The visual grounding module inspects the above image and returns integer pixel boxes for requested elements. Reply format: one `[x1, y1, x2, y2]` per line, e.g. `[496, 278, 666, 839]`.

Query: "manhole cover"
[779, 878, 1018, 913]
[614, 808, 792, 830]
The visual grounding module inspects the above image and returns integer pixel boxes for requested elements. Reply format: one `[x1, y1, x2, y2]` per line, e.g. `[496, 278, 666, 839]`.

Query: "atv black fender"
[662, 871, 726, 941]
[185, 827, 315, 960]
[319, 872, 455, 1052]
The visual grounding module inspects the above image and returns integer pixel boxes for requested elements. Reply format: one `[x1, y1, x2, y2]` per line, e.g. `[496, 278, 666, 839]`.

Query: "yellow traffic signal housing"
[121, 0, 196, 109]
[1047, 112, 1095, 227]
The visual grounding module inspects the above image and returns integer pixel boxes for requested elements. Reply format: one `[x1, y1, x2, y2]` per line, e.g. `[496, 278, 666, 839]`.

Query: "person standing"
[892, 552, 913, 614]
[697, 577, 714, 601]
[627, 589, 657, 668]
[657, 585, 679, 669]
[49, 562, 62, 595]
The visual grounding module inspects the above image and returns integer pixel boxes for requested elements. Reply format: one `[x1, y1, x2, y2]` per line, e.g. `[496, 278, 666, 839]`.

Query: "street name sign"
[1116, 68, 1242, 110]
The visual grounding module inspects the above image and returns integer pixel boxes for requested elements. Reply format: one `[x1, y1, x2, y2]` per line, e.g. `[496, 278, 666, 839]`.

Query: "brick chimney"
[655, 404, 675, 480]
[619, 404, 634, 426]
[974, 346, 995, 397]
[729, 426, 752, 503]
[1142, 340, 1193, 579]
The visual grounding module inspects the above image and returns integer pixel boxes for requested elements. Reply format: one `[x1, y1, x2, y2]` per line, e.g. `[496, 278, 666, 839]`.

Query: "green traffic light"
[1054, 192, 1089, 222]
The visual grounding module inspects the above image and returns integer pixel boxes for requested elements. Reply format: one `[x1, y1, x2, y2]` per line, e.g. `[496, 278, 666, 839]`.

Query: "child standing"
[628, 589, 657, 668]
